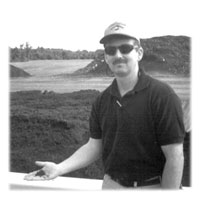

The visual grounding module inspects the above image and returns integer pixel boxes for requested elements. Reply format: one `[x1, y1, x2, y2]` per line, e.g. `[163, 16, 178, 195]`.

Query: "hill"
[72, 36, 190, 76]
[10, 64, 31, 78]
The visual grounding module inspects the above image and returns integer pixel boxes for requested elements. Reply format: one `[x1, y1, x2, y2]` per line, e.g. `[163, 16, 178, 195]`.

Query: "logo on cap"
[110, 23, 125, 31]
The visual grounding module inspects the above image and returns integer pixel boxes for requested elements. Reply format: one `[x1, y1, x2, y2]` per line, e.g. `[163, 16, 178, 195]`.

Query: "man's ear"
[104, 52, 109, 64]
[137, 47, 143, 61]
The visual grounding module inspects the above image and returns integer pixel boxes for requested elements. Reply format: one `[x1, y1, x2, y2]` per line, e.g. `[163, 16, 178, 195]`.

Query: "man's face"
[104, 37, 143, 78]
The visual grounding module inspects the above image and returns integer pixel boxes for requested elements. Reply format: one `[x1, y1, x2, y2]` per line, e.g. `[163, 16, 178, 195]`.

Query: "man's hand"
[24, 161, 60, 181]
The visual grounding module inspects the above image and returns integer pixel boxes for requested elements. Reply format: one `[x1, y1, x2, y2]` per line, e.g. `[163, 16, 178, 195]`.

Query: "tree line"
[9, 42, 104, 62]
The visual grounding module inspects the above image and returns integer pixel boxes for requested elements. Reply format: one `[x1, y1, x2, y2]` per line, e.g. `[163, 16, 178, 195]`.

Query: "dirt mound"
[73, 36, 190, 76]
[10, 64, 31, 78]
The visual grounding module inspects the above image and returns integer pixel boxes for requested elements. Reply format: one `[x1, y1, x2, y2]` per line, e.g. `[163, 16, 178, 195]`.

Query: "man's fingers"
[24, 170, 40, 180]
[25, 175, 47, 181]
[24, 170, 49, 181]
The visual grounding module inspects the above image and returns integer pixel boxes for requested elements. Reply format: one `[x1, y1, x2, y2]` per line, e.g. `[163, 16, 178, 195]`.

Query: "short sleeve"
[153, 93, 185, 146]
[89, 98, 102, 139]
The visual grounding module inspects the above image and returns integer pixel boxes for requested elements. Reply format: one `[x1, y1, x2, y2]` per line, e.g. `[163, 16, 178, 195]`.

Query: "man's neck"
[116, 69, 139, 97]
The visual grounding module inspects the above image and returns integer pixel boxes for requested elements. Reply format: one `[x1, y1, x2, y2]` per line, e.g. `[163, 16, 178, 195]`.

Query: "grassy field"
[11, 59, 93, 76]
[10, 90, 104, 179]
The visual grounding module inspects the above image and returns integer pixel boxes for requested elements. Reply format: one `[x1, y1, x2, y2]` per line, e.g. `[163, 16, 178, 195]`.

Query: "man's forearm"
[161, 154, 184, 189]
[56, 138, 102, 176]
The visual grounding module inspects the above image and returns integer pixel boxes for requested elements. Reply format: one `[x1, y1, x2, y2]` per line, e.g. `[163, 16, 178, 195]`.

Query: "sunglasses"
[104, 44, 136, 56]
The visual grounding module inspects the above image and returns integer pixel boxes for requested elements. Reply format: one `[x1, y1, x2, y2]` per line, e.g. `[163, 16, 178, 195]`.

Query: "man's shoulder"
[147, 74, 176, 97]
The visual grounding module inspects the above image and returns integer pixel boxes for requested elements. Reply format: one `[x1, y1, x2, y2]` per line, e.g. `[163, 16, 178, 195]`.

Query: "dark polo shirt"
[89, 70, 185, 181]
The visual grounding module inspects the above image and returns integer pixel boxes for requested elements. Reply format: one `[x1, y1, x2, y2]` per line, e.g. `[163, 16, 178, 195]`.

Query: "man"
[24, 22, 185, 189]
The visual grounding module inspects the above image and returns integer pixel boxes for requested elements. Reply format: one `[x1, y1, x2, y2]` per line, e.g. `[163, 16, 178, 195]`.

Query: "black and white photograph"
[1, 0, 200, 199]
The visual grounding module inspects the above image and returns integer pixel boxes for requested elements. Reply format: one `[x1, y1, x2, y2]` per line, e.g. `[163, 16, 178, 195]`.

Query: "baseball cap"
[99, 22, 140, 44]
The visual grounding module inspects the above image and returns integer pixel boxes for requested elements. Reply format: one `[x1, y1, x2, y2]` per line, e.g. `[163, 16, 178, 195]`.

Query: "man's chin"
[114, 70, 129, 77]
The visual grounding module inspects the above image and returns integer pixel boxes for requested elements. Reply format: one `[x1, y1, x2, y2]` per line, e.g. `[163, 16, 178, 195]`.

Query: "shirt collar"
[109, 68, 151, 97]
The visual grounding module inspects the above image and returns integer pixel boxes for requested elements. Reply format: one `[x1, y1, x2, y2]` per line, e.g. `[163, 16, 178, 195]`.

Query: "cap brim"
[100, 34, 139, 44]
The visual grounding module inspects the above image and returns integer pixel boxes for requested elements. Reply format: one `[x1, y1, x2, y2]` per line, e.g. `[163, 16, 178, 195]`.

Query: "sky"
[2, 0, 198, 51]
